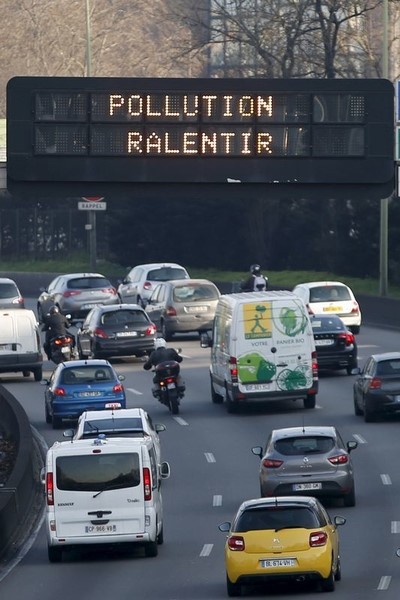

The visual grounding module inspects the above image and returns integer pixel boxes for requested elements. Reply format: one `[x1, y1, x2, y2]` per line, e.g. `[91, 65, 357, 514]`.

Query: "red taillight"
[146, 324, 157, 336]
[262, 458, 283, 468]
[46, 472, 54, 505]
[338, 332, 355, 346]
[166, 306, 177, 317]
[309, 531, 328, 547]
[63, 290, 81, 297]
[350, 302, 360, 315]
[112, 383, 124, 393]
[102, 287, 117, 295]
[229, 356, 238, 378]
[54, 336, 73, 346]
[143, 467, 152, 501]
[312, 350, 318, 378]
[227, 535, 245, 551]
[54, 387, 66, 396]
[160, 376, 175, 386]
[328, 454, 349, 465]
[94, 327, 109, 339]
[369, 377, 382, 389]
[143, 281, 152, 290]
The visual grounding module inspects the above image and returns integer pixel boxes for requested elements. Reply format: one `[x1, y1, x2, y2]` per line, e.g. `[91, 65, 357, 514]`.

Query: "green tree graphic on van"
[237, 352, 276, 383]
[274, 303, 309, 337]
[276, 366, 313, 390]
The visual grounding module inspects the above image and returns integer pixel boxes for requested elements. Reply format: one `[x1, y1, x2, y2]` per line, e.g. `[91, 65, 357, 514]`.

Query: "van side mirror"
[160, 461, 171, 479]
[200, 331, 212, 348]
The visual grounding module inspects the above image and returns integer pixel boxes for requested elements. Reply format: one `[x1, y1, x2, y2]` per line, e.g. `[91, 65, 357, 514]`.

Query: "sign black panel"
[6, 77, 394, 189]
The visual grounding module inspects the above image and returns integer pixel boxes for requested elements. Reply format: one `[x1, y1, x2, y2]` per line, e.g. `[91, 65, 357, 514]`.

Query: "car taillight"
[312, 350, 318, 378]
[229, 357, 238, 378]
[309, 531, 328, 547]
[145, 324, 157, 336]
[166, 306, 177, 317]
[328, 454, 349, 465]
[94, 327, 109, 338]
[46, 472, 54, 505]
[13, 297, 24, 305]
[160, 376, 175, 386]
[54, 387, 66, 396]
[227, 535, 245, 551]
[112, 383, 124, 393]
[143, 281, 152, 290]
[369, 377, 382, 389]
[54, 336, 73, 346]
[338, 332, 355, 346]
[143, 467, 151, 501]
[102, 287, 117, 295]
[351, 302, 360, 315]
[262, 458, 283, 468]
[63, 290, 81, 297]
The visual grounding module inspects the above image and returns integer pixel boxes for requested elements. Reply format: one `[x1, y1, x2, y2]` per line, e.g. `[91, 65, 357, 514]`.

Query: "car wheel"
[23, 370, 30, 377]
[144, 541, 158, 557]
[351, 325, 360, 334]
[37, 305, 45, 323]
[170, 396, 179, 415]
[226, 574, 242, 597]
[343, 486, 356, 507]
[161, 320, 172, 342]
[45, 403, 51, 424]
[89, 343, 98, 359]
[354, 394, 362, 416]
[34, 367, 43, 382]
[335, 556, 342, 581]
[226, 386, 238, 414]
[157, 524, 164, 545]
[52, 415, 62, 429]
[364, 400, 376, 423]
[211, 378, 223, 404]
[320, 566, 335, 592]
[303, 394, 316, 409]
[48, 546, 62, 563]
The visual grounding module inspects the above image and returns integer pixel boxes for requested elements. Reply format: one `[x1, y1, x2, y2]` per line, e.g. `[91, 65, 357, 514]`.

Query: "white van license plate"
[85, 524, 117, 534]
[244, 383, 271, 391]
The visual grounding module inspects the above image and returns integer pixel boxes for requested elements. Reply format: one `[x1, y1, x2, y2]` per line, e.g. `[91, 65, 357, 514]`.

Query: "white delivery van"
[42, 435, 170, 562]
[201, 291, 318, 412]
[0, 308, 43, 380]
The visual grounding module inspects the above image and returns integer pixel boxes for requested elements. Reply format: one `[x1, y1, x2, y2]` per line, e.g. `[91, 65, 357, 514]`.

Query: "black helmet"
[250, 264, 261, 275]
[49, 305, 59, 315]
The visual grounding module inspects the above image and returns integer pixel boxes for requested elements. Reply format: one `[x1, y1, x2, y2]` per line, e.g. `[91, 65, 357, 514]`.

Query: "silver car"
[145, 278, 221, 340]
[117, 262, 190, 307]
[252, 425, 357, 507]
[37, 272, 120, 321]
[0, 277, 25, 308]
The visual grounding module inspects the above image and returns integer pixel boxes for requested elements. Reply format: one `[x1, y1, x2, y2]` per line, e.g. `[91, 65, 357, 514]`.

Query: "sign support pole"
[89, 210, 97, 271]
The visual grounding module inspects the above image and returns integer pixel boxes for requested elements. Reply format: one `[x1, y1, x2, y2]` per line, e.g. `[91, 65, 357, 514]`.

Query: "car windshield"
[275, 436, 335, 455]
[376, 360, 400, 376]
[310, 286, 351, 302]
[147, 268, 187, 281]
[173, 284, 219, 302]
[0, 283, 19, 298]
[67, 277, 111, 289]
[101, 310, 148, 326]
[236, 507, 320, 532]
[56, 453, 140, 491]
[60, 366, 114, 384]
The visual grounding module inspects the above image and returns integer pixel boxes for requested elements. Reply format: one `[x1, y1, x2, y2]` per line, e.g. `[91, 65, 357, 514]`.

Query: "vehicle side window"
[364, 359, 375, 376]
[148, 447, 158, 489]
[130, 268, 142, 283]
[47, 277, 61, 293]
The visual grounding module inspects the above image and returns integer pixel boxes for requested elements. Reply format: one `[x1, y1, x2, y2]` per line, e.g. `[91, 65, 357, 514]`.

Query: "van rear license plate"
[244, 383, 271, 391]
[293, 482, 322, 491]
[85, 524, 117, 534]
[260, 558, 296, 568]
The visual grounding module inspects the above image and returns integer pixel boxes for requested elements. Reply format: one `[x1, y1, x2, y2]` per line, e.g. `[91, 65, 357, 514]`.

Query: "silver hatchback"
[252, 425, 357, 507]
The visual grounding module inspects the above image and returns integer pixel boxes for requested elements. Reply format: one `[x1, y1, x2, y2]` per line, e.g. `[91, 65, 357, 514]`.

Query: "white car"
[292, 281, 361, 334]
[117, 262, 190, 307]
[64, 407, 165, 465]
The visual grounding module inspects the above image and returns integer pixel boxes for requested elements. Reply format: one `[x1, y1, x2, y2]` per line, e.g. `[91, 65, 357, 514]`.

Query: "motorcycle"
[49, 333, 75, 364]
[151, 359, 185, 415]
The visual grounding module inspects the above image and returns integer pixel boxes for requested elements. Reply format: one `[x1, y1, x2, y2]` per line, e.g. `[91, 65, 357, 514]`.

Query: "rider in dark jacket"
[240, 264, 269, 292]
[42, 305, 71, 359]
[143, 337, 182, 370]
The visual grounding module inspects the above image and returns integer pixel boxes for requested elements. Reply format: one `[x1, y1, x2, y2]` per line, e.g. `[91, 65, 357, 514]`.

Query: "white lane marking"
[200, 544, 213, 557]
[353, 434, 367, 444]
[213, 495, 223, 507]
[358, 344, 379, 348]
[377, 575, 391, 590]
[205, 452, 216, 463]
[391, 521, 400, 533]
[381, 474, 392, 485]
[173, 416, 188, 426]
[126, 387, 143, 395]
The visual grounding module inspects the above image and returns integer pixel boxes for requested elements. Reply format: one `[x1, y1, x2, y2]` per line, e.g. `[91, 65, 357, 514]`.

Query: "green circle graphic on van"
[274, 303, 308, 337]
[237, 353, 276, 383]
[276, 366, 312, 390]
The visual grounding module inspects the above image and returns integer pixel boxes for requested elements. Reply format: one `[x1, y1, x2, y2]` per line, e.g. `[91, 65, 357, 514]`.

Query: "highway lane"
[1, 318, 400, 598]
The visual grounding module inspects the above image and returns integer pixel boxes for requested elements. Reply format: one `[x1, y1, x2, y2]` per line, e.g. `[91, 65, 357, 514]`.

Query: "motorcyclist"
[240, 264, 268, 292]
[143, 337, 185, 393]
[42, 305, 72, 360]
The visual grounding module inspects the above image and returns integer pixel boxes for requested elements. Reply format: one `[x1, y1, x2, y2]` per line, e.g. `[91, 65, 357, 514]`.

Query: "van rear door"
[53, 446, 146, 538]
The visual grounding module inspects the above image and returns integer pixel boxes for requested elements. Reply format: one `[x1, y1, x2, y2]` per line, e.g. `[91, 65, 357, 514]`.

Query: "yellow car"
[218, 496, 346, 596]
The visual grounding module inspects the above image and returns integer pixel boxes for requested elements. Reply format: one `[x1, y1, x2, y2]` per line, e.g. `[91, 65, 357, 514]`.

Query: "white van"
[42, 435, 170, 562]
[0, 308, 43, 380]
[201, 291, 318, 412]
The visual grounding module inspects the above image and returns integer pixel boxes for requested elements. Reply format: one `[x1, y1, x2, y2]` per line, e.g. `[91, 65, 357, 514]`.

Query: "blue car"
[43, 359, 126, 429]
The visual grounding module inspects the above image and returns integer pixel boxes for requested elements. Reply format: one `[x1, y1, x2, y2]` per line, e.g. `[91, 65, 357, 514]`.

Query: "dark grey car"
[252, 425, 357, 507]
[353, 352, 400, 422]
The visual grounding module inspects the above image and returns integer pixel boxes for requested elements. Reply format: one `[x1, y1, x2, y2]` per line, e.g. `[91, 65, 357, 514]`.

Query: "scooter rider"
[240, 264, 269, 292]
[143, 337, 184, 392]
[42, 305, 72, 360]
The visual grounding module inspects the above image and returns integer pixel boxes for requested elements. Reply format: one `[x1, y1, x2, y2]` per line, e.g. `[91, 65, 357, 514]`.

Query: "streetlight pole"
[85, 0, 97, 271]
[379, 0, 389, 296]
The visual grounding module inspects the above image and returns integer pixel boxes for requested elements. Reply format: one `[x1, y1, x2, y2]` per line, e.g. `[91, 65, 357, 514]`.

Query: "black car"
[76, 304, 157, 359]
[310, 314, 357, 375]
[353, 352, 400, 422]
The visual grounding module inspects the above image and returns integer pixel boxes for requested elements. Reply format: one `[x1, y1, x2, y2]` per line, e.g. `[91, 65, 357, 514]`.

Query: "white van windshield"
[56, 453, 140, 492]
